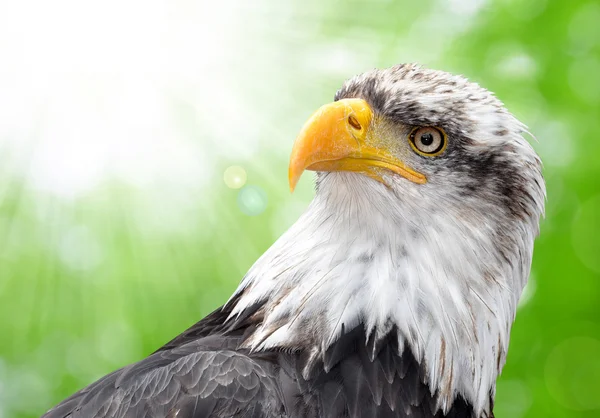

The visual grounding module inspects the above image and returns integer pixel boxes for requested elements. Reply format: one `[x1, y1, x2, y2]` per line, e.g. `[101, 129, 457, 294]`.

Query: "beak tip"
[288, 168, 298, 193]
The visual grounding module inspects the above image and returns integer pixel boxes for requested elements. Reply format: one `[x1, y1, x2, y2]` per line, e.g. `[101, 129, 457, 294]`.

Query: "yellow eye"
[409, 127, 447, 156]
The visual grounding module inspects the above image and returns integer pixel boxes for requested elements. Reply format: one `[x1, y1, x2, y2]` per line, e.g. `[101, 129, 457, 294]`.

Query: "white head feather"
[228, 64, 545, 417]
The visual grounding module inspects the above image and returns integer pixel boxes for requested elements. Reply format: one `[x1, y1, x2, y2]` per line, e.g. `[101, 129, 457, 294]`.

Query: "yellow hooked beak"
[288, 98, 426, 192]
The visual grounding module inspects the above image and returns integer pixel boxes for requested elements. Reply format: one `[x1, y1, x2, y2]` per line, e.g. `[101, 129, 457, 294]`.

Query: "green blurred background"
[0, 0, 599, 417]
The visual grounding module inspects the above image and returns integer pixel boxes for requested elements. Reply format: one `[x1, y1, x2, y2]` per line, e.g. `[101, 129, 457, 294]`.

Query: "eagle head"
[231, 64, 545, 416]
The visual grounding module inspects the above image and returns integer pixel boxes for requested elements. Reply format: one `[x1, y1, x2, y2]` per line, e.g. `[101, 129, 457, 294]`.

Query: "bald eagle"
[42, 64, 545, 418]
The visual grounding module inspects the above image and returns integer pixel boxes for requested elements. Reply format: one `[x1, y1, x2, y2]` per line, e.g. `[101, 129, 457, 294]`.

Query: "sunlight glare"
[0, 0, 250, 197]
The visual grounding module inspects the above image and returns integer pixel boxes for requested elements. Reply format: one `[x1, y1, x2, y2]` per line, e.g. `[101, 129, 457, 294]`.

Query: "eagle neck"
[228, 173, 529, 417]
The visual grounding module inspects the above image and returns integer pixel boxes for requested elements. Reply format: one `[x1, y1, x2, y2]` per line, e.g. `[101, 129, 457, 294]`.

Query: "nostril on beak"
[348, 114, 362, 130]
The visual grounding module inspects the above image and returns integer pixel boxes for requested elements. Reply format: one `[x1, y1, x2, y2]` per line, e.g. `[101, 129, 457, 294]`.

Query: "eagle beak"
[288, 98, 426, 192]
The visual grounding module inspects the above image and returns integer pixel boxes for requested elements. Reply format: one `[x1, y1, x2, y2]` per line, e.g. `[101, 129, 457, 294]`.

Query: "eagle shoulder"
[41, 306, 285, 418]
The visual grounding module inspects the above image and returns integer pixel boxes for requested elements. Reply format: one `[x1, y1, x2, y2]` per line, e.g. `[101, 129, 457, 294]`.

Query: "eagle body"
[44, 302, 473, 418]
[42, 64, 545, 418]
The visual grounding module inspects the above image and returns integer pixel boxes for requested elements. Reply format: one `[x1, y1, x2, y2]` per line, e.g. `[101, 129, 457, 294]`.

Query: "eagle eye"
[409, 127, 447, 157]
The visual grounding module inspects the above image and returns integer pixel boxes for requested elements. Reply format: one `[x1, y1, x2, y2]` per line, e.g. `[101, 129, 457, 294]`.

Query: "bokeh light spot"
[569, 56, 600, 104]
[58, 225, 103, 272]
[97, 322, 140, 367]
[486, 42, 537, 80]
[4, 367, 50, 415]
[66, 340, 103, 382]
[496, 52, 537, 79]
[223, 165, 247, 189]
[572, 195, 600, 273]
[568, 2, 600, 55]
[533, 120, 575, 168]
[237, 185, 267, 216]
[494, 379, 532, 418]
[545, 336, 600, 411]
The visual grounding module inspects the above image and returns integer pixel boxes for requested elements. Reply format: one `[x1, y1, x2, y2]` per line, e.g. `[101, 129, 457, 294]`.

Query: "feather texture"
[42, 308, 477, 418]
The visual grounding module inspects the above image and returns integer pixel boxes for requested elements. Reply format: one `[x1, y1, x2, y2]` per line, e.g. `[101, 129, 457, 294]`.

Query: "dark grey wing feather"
[42, 302, 478, 418]
[274, 325, 477, 418]
[41, 340, 283, 418]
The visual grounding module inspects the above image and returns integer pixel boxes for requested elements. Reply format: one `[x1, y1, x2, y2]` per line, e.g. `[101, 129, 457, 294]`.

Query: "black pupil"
[420, 132, 434, 146]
